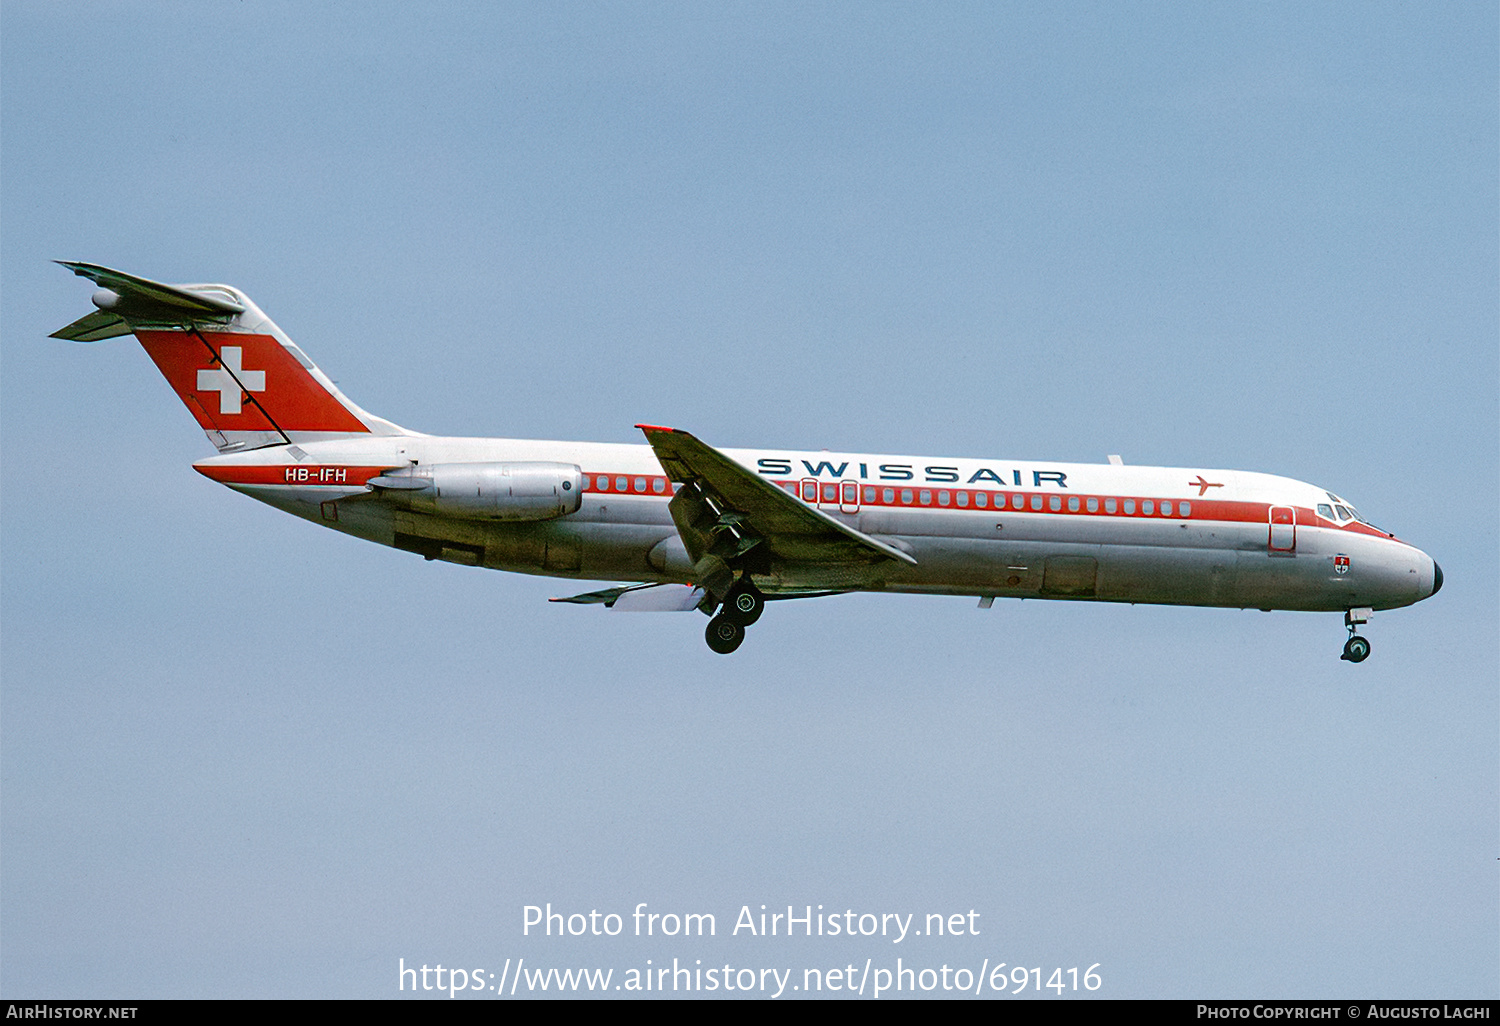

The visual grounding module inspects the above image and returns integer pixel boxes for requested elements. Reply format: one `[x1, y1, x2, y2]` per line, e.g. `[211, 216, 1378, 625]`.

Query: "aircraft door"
[1268, 506, 1296, 553]
[802, 478, 860, 513]
[839, 480, 860, 514]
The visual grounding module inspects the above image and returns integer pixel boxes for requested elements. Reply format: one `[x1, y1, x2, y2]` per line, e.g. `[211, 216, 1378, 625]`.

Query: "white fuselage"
[195, 434, 1440, 614]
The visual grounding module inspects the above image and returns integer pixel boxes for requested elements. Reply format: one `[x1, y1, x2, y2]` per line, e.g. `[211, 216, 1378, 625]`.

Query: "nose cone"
[1416, 555, 1443, 602]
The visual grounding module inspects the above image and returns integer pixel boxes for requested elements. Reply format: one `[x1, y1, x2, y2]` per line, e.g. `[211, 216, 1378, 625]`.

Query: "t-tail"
[51, 262, 406, 452]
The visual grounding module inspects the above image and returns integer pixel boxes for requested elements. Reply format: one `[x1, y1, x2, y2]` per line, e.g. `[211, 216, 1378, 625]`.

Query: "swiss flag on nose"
[134, 330, 370, 433]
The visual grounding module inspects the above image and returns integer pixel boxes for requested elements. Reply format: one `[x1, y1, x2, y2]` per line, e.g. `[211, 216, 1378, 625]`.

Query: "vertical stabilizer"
[53, 262, 406, 451]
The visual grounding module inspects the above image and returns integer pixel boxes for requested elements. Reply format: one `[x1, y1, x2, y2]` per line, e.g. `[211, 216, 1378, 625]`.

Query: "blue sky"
[3, 2, 1495, 998]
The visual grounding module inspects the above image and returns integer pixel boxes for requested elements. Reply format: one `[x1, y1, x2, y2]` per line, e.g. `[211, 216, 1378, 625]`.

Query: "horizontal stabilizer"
[55, 261, 244, 316]
[50, 309, 134, 342]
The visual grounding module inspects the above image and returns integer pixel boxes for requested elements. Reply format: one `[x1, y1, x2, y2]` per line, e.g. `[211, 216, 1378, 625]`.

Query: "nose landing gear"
[1341, 607, 1373, 663]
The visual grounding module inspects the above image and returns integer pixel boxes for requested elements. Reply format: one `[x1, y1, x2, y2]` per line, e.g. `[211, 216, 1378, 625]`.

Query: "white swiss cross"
[196, 346, 266, 415]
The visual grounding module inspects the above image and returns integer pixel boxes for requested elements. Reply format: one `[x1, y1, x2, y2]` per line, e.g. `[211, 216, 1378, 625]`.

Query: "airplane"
[52, 262, 1442, 660]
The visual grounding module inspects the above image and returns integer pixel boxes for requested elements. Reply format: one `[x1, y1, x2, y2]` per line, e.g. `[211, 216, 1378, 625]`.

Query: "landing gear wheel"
[722, 580, 765, 625]
[705, 615, 746, 654]
[1342, 635, 1371, 663]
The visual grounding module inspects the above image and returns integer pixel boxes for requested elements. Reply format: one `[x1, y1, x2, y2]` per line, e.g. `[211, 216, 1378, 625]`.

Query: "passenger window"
[919, 490, 932, 505]
[1142, 500, 1155, 515]
[1086, 497, 1098, 512]
[956, 491, 969, 507]
[615, 476, 628, 492]
[1068, 496, 1080, 512]
[822, 483, 837, 502]
[1030, 495, 1043, 511]
[883, 488, 895, 503]
[1181, 501, 1191, 517]
[975, 492, 987, 508]
[863, 486, 876, 503]
[1049, 495, 1062, 511]
[653, 478, 666, 494]
[938, 491, 950, 506]
[1124, 499, 1136, 514]
[901, 488, 913, 504]
[634, 477, 647, 493]
[1105, 498, 1117, 514]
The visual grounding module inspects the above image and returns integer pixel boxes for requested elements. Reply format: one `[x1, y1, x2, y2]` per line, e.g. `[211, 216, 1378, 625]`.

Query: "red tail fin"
[137, 329, 371, 438]
[53, 263, 405, 451]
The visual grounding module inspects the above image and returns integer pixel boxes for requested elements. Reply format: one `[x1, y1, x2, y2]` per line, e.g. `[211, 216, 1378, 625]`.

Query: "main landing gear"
[1341, 607, 1372, 663]
[704, 579, 765, 654]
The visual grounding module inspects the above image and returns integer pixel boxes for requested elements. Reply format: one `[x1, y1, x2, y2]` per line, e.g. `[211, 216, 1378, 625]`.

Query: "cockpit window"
[1317, 504, 1336, 520]
[1322, 490, 1387, 533]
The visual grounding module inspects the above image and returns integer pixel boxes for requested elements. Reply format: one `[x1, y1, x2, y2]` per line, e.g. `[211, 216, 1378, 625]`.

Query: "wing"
[550, 582, 707, 611]
[636, 424, 917, 572]
[550, 581, 848, 611]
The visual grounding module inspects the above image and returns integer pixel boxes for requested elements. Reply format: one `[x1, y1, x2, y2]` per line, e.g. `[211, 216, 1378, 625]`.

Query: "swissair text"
[756, 458, 1068, 488]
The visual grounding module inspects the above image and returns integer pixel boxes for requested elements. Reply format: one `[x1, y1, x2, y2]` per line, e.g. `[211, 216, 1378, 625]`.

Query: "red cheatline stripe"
[195, 464, 399, 486]
[577, 471, 1394, 538]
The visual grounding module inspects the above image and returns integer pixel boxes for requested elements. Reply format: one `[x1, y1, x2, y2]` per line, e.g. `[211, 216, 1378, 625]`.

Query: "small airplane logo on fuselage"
[1189, 475, 1223, 497]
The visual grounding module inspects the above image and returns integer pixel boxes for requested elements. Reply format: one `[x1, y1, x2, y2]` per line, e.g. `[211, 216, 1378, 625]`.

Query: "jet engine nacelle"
[374, 462, 584, 521]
